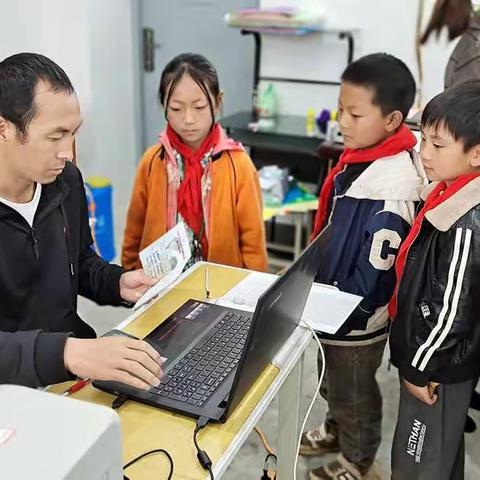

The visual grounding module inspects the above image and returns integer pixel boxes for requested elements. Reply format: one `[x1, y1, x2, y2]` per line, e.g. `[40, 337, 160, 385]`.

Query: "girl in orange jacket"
[122, 53, 267, 272]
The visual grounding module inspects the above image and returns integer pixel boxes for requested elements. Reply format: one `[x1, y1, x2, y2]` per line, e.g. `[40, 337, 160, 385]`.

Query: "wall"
[139, 0, 257, 147]
[0, 0, 141, 250]
[83, 0, 141, 212]
[259, 0, 457, 115]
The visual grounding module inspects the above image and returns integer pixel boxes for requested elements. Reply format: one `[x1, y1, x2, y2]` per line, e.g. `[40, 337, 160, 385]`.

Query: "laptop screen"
[225, 228, 327, 417]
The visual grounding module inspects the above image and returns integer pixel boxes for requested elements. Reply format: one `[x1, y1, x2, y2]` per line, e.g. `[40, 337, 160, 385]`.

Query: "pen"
[62, 378, 91, 397]
[205, 266, 210, 300]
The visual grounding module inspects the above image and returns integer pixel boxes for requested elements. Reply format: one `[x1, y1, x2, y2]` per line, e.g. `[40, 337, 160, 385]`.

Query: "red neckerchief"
[311, 125, 417, 239]
[166, 123, 221, 256]
[388, 173, 480, 319]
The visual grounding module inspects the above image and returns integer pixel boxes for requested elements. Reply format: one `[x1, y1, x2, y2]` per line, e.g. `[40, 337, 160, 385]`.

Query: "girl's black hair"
[158, 53, 220, 122]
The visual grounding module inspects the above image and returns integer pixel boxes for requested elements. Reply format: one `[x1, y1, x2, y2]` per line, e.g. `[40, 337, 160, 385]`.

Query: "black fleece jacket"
[0, 162, 124, 387]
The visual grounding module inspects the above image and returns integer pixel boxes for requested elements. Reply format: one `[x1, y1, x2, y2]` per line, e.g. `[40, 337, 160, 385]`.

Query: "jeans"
[317, 339, 387, 471]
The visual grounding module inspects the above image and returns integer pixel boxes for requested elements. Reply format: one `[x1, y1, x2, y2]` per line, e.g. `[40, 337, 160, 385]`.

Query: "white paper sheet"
[302, 284, 362, 334]
[134, 223, 191, 310]
[214, 272, 277, 312]
[215, 272, 362, 334]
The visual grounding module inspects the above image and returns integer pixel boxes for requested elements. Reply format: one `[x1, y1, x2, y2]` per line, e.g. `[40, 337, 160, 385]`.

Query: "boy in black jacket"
[389, 81, 480, 479]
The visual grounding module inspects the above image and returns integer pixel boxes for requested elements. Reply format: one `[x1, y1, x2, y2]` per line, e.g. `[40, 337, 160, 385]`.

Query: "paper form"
[215, 272, 362, 334]
[134, 223, 191, 310]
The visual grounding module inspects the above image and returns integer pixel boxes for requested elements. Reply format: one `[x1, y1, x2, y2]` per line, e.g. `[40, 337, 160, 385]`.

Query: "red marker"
[62, 378, 91, 396]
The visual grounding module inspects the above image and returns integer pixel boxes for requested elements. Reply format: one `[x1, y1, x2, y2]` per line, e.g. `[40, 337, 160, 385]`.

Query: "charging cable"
[123, 448, 173, 480]
[293, 320, 326, 480]
[194, 416, 214, 479]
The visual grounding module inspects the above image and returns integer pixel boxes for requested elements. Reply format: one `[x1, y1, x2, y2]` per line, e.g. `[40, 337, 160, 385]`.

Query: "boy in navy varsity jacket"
[389, 82, 480, 480]
[301, 54, 426, 480]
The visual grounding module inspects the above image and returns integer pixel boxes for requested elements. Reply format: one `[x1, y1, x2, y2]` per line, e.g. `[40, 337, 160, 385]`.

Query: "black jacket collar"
[0, 174, 70, 227]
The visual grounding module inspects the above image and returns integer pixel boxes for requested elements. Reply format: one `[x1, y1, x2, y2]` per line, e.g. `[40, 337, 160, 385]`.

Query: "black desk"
[221, 111, 343, 187]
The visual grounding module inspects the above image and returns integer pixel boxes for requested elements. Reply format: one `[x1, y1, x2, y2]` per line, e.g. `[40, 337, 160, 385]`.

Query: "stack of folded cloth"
[225, 7, 326, 33]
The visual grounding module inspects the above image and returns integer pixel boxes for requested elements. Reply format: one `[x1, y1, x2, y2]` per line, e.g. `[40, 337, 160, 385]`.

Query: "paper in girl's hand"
[135, 223, 191, 310]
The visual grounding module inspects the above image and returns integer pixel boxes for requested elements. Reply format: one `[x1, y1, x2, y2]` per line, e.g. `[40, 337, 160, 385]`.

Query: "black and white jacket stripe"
[390, 177, 480, 386]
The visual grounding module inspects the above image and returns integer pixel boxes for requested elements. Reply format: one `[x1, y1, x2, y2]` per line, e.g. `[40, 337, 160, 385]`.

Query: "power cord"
[194, 416, 214, 479]
[254, 426, 277, 478]
[293, 320, 326, 480]
[254, 426, 275, 456]
[123, 448, 174, 480]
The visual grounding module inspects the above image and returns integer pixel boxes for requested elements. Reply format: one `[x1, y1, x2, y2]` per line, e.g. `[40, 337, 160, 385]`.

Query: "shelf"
[240, 28, 355, 89]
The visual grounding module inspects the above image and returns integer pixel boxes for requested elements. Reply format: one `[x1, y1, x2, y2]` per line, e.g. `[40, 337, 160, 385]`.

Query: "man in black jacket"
[0, 53, 164, 390]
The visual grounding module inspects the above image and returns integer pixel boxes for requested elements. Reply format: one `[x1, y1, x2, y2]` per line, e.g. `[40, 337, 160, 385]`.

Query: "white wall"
[83, 0, 141, 212]
[0, 0, 141, 245]
[260, 0, 457, 115]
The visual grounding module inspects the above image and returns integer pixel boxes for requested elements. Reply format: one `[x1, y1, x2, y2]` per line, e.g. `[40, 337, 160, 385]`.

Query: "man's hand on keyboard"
[64, 337, 165, 389]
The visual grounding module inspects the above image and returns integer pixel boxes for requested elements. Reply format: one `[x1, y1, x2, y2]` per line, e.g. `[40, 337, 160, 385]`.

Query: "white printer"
[0, 385, 122, 479]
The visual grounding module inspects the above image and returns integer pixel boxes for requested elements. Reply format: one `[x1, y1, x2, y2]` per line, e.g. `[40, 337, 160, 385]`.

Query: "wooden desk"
[263, 200, 318, 266]
[51, 263, 312, 479]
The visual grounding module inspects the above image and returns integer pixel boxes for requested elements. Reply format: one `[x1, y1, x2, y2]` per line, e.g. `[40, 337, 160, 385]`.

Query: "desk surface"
[221, 111, 324, 156]
[50, 264, 285, 479]
[221, 111, 344, 149]
[264, 199, 319, 221]
[222, 111, 326, 140]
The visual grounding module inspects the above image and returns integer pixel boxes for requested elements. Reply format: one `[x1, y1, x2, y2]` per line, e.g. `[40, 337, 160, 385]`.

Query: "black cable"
[112, 394, 128, 410]
[262, 453, 277, 479]
[123, 448, 174, 480]
[264, 453, 277, 464]
[194, 416, 214, 479]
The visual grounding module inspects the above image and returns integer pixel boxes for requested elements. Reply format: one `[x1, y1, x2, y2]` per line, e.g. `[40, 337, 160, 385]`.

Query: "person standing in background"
[421, 0, 480, 89]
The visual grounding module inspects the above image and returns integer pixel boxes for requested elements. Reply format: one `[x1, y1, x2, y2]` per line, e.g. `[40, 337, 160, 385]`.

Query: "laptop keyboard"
[149, 311, 252, 407]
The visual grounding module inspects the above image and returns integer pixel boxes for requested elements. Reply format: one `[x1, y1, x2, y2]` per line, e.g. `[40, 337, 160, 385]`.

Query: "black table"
[221, 111, 343, 188]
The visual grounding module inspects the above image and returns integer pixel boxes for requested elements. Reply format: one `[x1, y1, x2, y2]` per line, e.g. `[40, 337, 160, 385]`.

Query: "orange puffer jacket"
[122, 137, 268, 272]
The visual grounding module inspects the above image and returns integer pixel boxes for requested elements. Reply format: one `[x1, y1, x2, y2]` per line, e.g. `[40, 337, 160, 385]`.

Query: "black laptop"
[94, 228, 326, 422]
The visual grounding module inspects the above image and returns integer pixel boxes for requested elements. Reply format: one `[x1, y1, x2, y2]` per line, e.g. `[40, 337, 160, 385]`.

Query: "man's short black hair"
[341, 53, 416, 121]
[0, 52, 75, 139]
[422, 80, 480, 152]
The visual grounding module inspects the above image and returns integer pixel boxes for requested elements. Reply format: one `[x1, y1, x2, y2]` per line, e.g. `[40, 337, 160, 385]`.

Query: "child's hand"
[428, 381, 440, 398]
[404, 379, 438, 405]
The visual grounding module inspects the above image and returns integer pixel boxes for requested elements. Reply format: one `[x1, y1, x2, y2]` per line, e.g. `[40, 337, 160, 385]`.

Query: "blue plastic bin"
[86, 177, 116, 261]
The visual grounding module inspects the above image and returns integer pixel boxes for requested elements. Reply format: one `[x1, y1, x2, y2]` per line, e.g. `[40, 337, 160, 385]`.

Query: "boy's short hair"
[422, 80, 480, 152]
[341, 53, 416, 121]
